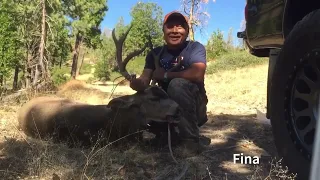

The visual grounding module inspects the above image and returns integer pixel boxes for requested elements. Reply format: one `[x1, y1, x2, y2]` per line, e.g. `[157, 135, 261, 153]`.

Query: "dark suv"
[238, 0, 320, 179]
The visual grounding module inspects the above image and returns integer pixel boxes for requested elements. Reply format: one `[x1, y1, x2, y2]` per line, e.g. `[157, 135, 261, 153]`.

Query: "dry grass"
[56, 79, 108, 105]
[205, 63, 268, 115]
[55, 79, 131, 105]
[58, 79, 87, 92]
[0, 62, 298, 180]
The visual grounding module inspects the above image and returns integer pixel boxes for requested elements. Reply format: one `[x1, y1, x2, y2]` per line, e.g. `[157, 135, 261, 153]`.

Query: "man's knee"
[166, 78, 200, 111]
[167, 78, 198, 98]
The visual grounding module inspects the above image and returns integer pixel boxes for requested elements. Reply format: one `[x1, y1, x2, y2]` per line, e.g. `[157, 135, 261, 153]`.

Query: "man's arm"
[167, 42, 206, 83]
[137, 68, 153, 86]
[131, 50, 156, 90]
[166, 63, 205, 83]
[139, 49, 157, 85]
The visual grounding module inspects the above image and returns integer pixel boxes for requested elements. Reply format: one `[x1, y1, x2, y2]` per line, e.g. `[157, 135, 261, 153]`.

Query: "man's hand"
[152, 68, 166, 81]
[129, 69, 153, 92]
[130, 78, 148, 92]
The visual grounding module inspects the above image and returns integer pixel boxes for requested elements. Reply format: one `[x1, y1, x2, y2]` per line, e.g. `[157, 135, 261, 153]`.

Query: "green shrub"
[79, 63, 92, 74]
[207, 50, 268, 74]
[94, 59, 111, 80]
[109, 71, 122, 81]
[104, 56, 145, 82]
[206, 29, 229, 60]
[126, 56, 145, 75]
[86, 77, 95, 84]
[51, 66, 70, 86]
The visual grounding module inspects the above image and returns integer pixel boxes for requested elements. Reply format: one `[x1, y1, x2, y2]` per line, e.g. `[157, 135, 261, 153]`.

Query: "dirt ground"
[0, 63, 297, 180]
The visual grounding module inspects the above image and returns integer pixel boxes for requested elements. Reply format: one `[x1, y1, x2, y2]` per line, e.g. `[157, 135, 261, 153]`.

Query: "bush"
[93, 56, 145, 82]
[207, 50, 268, 74]
[126, 56, 145, 75]
[93, 59, 111, 80]
[107, 56, 145, 82]
[79, 63, 92, 74]
[206, 29, 229, 60]
[51, 66, 71, 87]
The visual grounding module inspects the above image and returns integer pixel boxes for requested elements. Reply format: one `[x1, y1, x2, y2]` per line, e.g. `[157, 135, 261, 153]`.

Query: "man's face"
[163, 15, 188, 48]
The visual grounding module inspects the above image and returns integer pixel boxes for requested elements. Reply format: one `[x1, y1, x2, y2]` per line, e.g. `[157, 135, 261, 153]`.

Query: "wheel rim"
[288, 49, 320, 158]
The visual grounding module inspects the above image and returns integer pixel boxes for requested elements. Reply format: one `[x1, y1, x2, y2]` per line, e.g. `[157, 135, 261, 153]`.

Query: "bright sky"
[100, 0, 246, 46]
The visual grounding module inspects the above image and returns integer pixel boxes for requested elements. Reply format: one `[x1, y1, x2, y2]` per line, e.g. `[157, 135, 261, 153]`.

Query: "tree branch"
[45, 19, 54, 41]
[182, 0, 191, 15]
[183, 6, 190, 15]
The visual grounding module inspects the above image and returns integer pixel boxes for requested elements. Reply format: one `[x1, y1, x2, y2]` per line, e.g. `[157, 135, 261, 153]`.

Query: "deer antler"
[112, 24, 148, 81]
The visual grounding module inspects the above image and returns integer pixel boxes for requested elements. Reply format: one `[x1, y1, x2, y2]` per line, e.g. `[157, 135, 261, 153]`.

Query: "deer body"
[17, 86, 181, 147]
[17, 96, 144, 147]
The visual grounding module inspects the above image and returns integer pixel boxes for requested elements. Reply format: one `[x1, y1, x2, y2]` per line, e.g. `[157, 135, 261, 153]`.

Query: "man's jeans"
[166, 78, 208, 142]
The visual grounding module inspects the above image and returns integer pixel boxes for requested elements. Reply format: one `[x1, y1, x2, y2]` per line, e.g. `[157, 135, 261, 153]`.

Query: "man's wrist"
[166, 71, 180, 80]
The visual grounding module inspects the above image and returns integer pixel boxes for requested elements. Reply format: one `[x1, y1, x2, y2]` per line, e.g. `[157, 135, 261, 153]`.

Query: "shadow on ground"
[0, 113, 294, 180]
[135, 113, 284, 180]
[198, 113, 279, 179]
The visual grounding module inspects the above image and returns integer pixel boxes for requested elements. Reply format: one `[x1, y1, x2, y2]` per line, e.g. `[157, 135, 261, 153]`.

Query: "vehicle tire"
[270, 10, 320, 180]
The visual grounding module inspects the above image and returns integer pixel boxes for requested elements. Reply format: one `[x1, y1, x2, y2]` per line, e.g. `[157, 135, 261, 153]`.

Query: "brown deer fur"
[17, 86, 181, 147]
[17, 96, 145, 147]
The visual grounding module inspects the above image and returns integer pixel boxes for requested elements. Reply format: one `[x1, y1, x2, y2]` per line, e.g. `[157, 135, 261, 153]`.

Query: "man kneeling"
[130, 11, 210, 155]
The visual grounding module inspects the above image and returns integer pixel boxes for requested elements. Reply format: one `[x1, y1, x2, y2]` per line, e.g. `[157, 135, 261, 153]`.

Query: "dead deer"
[17, 96, 146, 147]
[17, 86, 181, 148]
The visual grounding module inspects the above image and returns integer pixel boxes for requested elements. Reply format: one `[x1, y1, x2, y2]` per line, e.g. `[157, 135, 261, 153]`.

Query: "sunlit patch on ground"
[221, 161, 252, 174]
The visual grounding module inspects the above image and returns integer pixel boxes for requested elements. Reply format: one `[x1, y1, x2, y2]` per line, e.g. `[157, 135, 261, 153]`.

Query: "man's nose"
[172, 26, 178, 32]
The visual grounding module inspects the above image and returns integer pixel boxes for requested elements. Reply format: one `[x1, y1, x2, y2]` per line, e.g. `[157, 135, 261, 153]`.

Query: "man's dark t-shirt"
[144, 41, 207, 93]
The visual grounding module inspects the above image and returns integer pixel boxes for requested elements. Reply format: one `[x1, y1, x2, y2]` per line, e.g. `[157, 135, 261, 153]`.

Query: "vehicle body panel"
[245, 0, 285, 49]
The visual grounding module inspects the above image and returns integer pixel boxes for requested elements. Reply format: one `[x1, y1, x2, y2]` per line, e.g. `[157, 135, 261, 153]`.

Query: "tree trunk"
[189, 25, 195, 41]
[113, 63, 119, 71]
[39, 0, 47, 77]
[24, 15, 31, 89]
[59, 55, 63, 68]
[71, 33, 82, 79]
[189, 0, 195, 41]
[20, 71, 26, 89]
[76, 43, 83, 76]
[3, 77, 6, 87]
[13, 65, 19, 90]
[52, 55, 56, 67]
[25, 48, 32, 89]
[33, 0, 47, 87]
[0, 75, 3, 86]
[33, 66, 39, 87]
[77, 49, 86, 76]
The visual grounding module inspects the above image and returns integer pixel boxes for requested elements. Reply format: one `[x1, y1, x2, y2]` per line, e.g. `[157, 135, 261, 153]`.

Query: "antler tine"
[111, 28, 119, 44]
[112, 24, 135, 80]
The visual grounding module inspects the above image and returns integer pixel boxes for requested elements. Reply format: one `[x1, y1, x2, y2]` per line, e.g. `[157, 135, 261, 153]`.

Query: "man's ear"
[185, 29, 190, 41]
